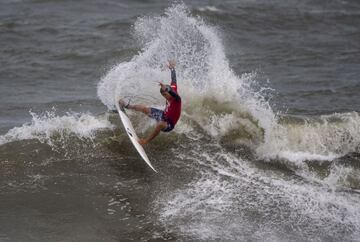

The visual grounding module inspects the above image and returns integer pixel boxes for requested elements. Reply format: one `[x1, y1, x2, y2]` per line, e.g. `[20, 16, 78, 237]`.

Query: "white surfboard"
[115, 97, 157, 173]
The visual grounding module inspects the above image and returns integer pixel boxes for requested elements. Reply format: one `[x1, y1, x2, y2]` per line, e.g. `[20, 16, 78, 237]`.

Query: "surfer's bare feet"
[118, 99, 130, 109]
[138, 139, 148, 145]
[118, 99, 125, 107]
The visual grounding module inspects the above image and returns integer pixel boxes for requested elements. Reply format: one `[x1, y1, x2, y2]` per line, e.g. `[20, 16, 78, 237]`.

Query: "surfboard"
[115, 97, 157, 173]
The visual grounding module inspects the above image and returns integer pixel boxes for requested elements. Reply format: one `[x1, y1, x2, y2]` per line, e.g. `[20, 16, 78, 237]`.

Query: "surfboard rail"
[115, 97, 157, 173]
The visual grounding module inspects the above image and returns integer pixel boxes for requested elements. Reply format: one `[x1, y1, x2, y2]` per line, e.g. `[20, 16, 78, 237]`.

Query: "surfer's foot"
[118, 99, 130, 109]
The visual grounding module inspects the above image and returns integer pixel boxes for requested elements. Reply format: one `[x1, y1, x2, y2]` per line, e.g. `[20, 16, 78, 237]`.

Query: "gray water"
[1, 0, 360, 241]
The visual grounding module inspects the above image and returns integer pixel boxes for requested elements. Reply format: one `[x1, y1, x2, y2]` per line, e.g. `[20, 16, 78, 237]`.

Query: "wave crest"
[0, 110, 113, 146]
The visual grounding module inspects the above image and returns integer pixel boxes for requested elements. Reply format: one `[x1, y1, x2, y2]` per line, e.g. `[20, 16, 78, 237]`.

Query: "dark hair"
[160, 85, 170, 94]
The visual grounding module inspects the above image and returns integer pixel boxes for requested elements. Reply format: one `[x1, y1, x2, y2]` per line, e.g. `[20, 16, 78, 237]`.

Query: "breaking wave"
[97, 3, 360, 164]
[0, 109, 113, 146]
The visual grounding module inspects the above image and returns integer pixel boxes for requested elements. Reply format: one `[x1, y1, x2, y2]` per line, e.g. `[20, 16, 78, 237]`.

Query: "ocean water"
[1, 0, 360, 241]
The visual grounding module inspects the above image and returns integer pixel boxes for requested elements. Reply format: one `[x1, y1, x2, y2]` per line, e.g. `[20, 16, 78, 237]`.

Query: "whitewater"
[1, 2, 359, 241]
[96, 3, 360, 240]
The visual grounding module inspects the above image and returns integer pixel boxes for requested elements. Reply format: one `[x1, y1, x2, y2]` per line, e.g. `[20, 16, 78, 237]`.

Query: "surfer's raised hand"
[167, 60, 176, 69]
[159, 82, 168, 92]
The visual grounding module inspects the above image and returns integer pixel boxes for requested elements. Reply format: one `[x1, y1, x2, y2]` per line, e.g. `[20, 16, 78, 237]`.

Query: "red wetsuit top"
[163, 68, 181, 126]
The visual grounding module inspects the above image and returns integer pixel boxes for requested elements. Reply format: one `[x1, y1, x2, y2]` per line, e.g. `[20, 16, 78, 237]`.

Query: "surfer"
[119, 60, 181, 145]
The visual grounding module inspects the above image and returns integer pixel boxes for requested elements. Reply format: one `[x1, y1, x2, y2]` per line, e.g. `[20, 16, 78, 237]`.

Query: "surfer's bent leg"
[127, 104, 151, 116]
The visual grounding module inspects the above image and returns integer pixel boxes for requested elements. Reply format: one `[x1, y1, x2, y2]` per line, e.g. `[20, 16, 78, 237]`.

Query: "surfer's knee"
[138, 105, 150, 115]
[158, 121, 167, 130]
[142, 107, 151, 115]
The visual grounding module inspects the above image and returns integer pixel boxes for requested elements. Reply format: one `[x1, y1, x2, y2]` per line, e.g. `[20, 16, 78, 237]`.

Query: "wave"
[257, 112, 360, 163]
[196, 6, 223, 13]
[97, 2, 360, 164]
[96, 6, 360, 240]
[155, 137, 360, 241]
[1, 3, 358, 241]
[97, 3, 275, 143]
[0, 109, 114, 146]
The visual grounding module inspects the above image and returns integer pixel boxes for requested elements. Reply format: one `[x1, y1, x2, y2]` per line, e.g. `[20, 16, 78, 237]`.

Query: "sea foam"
[97, 3, 360, 165]
[0, 110, 113, 146]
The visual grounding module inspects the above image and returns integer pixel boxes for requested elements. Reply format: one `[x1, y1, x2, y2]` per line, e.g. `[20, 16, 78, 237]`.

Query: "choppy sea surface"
[1, 0, 360, 241]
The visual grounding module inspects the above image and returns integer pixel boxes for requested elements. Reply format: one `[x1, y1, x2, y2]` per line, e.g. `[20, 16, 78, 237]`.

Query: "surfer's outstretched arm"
[168, 60, 177, 86]
[170, 68, 176, 85]
[139, 121, 167, 145]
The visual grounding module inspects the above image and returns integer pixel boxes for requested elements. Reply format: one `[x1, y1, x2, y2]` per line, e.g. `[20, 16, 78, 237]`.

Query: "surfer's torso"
[163, 69, 182, 127]
[148, 68, 181, 132]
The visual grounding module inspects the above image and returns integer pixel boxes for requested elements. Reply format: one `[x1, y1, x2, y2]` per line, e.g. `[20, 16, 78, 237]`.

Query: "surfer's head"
[160, 85, 172, 100]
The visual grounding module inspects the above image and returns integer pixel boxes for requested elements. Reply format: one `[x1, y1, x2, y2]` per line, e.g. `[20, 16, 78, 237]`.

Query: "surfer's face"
[161, 91, 171, 100]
